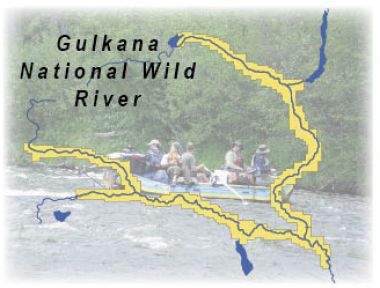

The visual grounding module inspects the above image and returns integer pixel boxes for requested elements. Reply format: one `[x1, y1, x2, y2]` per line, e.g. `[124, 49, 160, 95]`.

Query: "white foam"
[25, 222, 78, 231]
[123, 233, 173, 250]
[44, 175, 88, 180]
[60, 203, 85, 210]
[126, 224, 157, 232]
[5, 189, 75, 198]
[11, 172, 28, 179]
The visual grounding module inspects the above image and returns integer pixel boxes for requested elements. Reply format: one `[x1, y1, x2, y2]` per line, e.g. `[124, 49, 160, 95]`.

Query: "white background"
[0, 0, 377, 287]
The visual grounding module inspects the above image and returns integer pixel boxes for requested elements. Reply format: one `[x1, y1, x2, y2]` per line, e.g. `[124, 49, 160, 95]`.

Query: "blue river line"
[305, 9, 329, 83]
[235, 241, 254, 276]
[85, 37, 178, 87]
[27, 19, 335, 281]
[171, 34, 317, 233]
[27, 78, 335, 283]
[169, 30, 335, 282]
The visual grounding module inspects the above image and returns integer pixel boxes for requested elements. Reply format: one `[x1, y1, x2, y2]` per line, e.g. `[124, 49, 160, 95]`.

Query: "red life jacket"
[234, 157, 243, 168]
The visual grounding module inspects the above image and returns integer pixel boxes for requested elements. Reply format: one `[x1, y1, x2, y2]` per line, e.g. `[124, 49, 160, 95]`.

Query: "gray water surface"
[5, 165, 371, 282]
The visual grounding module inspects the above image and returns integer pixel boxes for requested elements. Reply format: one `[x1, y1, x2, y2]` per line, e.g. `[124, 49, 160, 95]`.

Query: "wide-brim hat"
[256, 144, 270, 154]
[147, 139, 161, 147]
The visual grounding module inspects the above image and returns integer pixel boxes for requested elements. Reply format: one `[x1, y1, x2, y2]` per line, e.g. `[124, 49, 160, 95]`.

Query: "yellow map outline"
[24, 33, 331, 271]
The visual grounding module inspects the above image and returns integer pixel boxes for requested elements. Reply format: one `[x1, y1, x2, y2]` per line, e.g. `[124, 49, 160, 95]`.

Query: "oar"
[203, 166, 248, 205]
[210, 169, 248, 205]
[222, 182, 248, 205]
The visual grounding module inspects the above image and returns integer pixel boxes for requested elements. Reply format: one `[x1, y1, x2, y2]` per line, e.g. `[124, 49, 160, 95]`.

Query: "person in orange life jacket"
[161, 142, 182, 185]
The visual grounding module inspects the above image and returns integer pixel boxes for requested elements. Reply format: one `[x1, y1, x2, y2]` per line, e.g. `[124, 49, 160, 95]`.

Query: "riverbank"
[6, 160, 369, 196]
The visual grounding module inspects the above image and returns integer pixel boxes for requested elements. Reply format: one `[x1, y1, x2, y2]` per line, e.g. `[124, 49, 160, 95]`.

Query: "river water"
[5, 165, 371, 282]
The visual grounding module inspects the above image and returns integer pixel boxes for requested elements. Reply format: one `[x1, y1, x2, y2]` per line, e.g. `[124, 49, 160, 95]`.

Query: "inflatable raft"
[138, 175, 293, 202]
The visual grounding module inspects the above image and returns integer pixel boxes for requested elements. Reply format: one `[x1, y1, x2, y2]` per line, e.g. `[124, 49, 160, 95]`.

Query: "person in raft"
[145, 139, 168, 182]
[181, 142, 210, 185]
[250, 144, 272, 185]
[161, 142, 182, 186]
[224, 140, 254, 185]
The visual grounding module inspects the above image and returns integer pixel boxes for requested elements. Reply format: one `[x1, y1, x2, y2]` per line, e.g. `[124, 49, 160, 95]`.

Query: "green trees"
[8, 10, 369, 194]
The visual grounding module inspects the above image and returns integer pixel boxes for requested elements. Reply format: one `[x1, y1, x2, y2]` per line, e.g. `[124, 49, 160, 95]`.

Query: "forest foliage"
[7, 10, 370, 193]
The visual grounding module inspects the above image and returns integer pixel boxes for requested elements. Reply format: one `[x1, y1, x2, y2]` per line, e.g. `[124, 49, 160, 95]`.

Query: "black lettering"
[121, 62, 128, 79]
[118, 95, 128, 106]
[174, 62, 180, 79]
[54, 63, 60, 79]
[164, 62, 170, 79]
[148, 39, 159, 51]
[94, 89, 98, 106]
[20, 62, 33, 79]
[133, 94, 142, 106]
[76, 39, 86, 51]
[117, 39, 127, 51]
[132, 39, 143, 51]
[143, 62, 161, 79]
[102, 34, 112, 51]
[64, 62, 70, 78]
[92, 34, 98, 51]
[74, 67, 85, 79]
[184, 62, 196, 79]
[106, 67, 116, 79]
[75, 90, 88, 107]
[37, 67, 48, 79]
[57, 35, 70, 51]
[104, 94, 114, 106]
[90, 67, 102, 79]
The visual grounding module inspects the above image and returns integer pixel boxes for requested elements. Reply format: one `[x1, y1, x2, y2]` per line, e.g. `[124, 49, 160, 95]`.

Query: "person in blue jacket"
[145, 139, 168, 182]
[251, 144, 271, 177]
